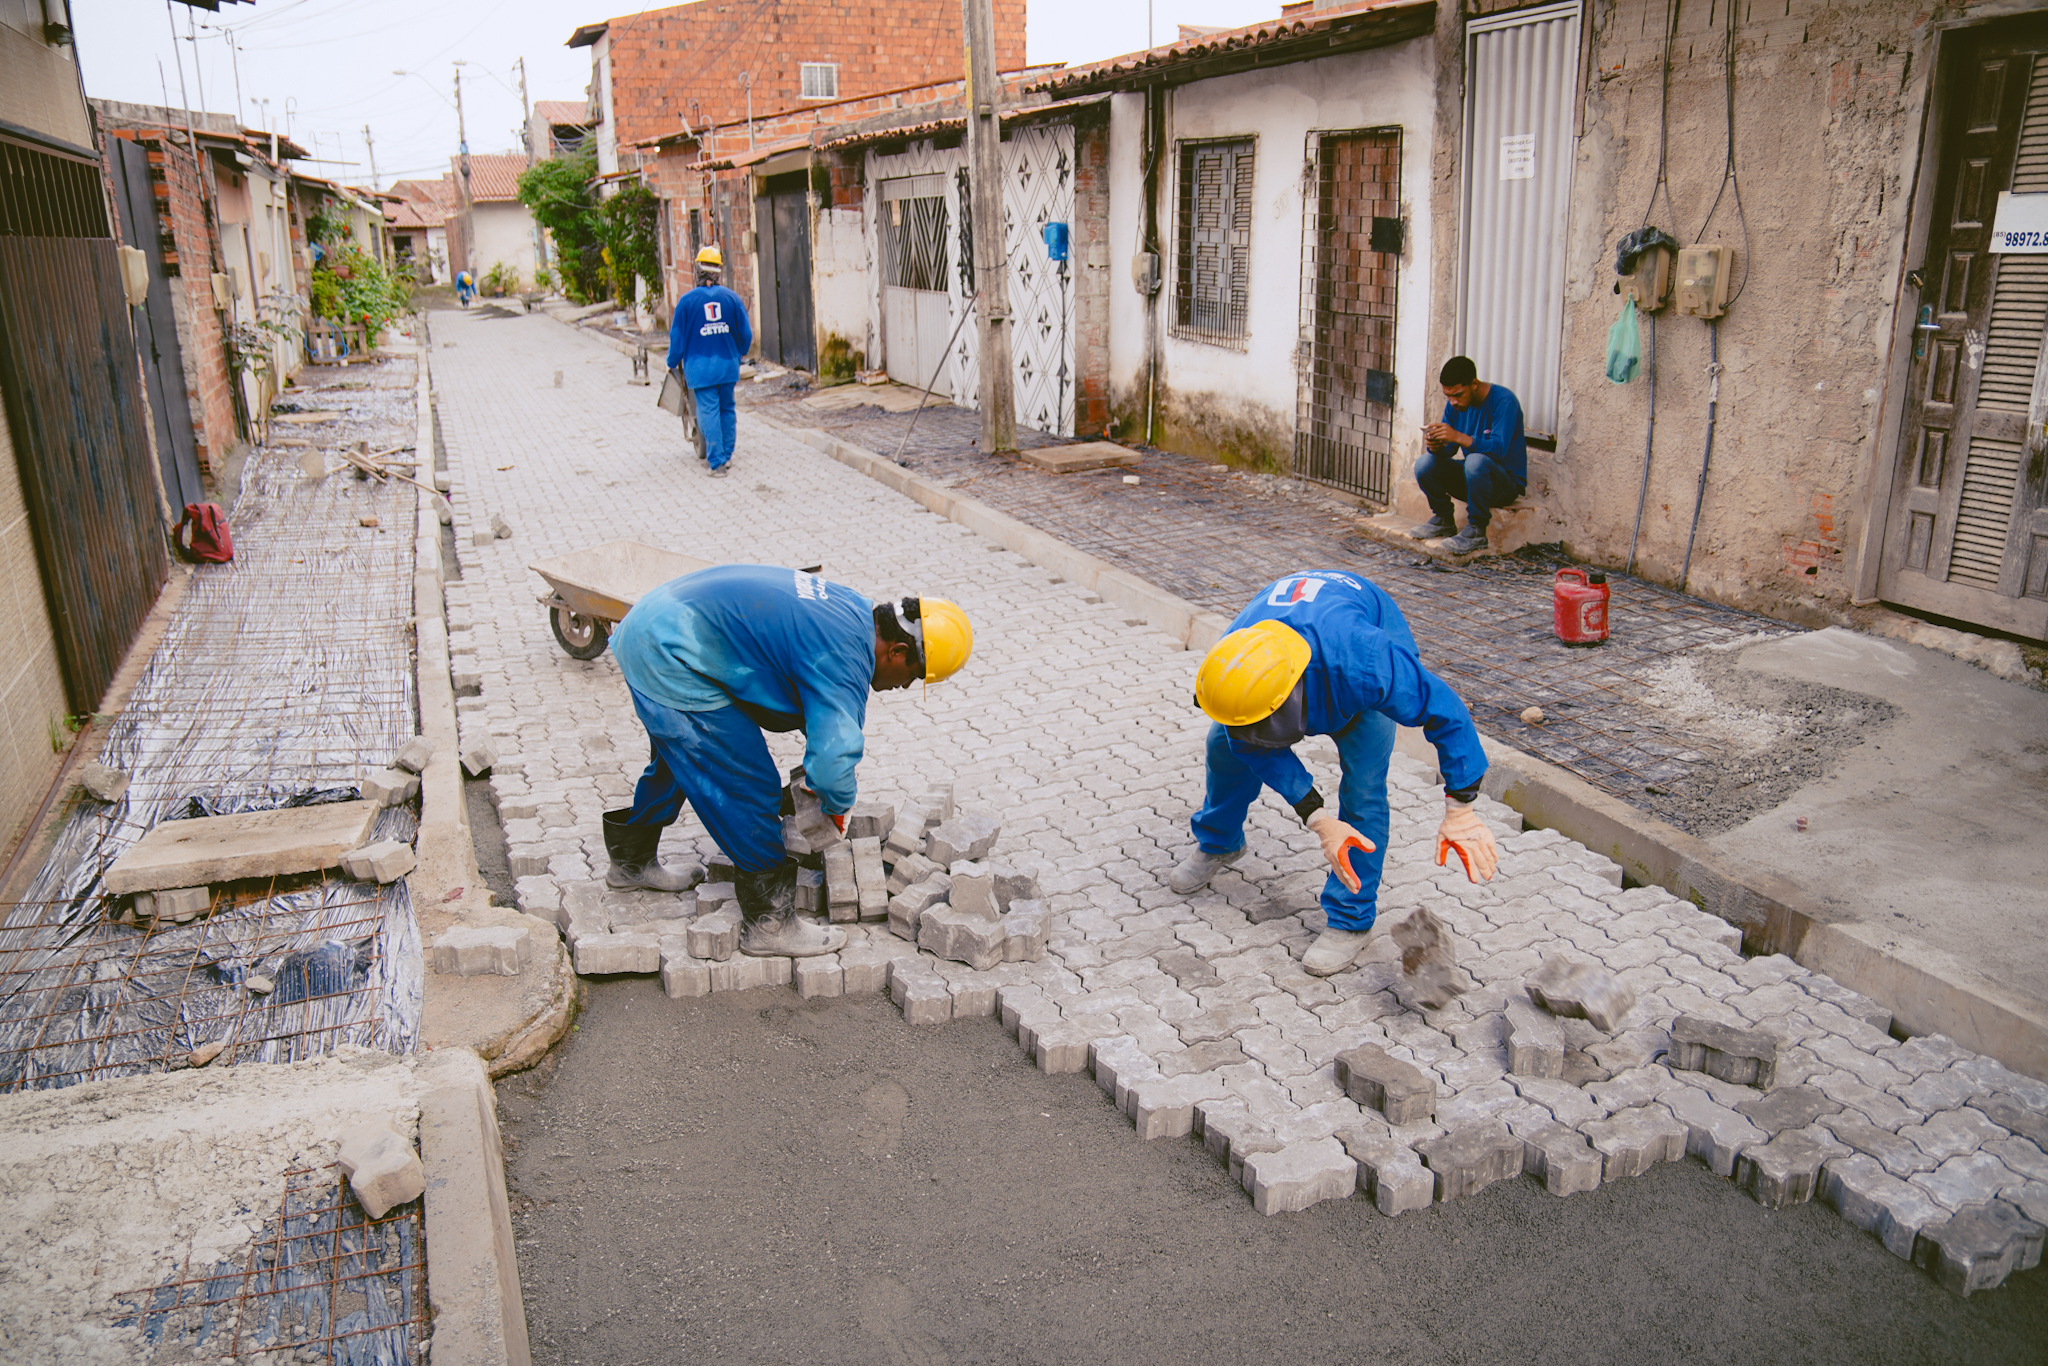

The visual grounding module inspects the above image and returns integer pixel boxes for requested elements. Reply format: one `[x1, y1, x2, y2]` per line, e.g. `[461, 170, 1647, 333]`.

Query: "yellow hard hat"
[1196, 620, 1311, 725]
[696, 245, 723, 268]
[917, 597, 973, 683]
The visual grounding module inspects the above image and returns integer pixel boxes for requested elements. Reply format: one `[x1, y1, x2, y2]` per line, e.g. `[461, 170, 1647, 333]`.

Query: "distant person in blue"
[1168, 571, 1500, 980]
[667, 246, 753, 478]
[1411, 355, 1527, 557]
[454, 270, 475, 308]
[604, 565, 975, 959]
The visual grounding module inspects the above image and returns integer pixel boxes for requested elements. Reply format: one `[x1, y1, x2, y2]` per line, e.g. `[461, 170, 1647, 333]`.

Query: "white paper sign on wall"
[1989, 191, 2048, 253]
[1499, 133, 1535, 181]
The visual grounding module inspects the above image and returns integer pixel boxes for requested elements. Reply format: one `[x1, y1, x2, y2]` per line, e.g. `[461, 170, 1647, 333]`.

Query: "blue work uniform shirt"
[1224, 571, 1488, 800]
[667, 284, 753, 388]
[1438, 383, 1528, 485]
[612, 565, 873, 814]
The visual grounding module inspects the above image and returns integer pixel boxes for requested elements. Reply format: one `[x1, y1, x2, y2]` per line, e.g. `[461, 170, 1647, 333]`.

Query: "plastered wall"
[0, 400, 68, 868]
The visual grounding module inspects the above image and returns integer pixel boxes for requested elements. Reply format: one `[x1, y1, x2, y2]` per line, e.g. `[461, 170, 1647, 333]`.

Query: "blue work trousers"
[1189, 712, 1395, 932]
[694, 382, 738, 469]
[623, 686, 783, 873]
[1415, 449, 1524, 529]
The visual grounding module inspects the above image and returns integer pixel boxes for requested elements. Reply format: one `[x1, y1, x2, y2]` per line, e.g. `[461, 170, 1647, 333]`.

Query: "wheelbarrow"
[659, 366, 709, 463]
[528, 539, 713, 659]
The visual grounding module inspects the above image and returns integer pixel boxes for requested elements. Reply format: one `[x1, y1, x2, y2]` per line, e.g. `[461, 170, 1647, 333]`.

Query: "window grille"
[801, 63, 839, 100]
[0, 133, 110, 239]
[880, 193, 950, 292]
[1174, 138, 1254, 348]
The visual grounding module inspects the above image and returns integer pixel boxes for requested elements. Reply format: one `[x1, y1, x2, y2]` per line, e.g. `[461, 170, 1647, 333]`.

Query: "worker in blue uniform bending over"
[667, 246, 753, 477]
[1168, 570, 1500, 978]
[1410, 354, 1527, 557]
[604, 565, 974, 958]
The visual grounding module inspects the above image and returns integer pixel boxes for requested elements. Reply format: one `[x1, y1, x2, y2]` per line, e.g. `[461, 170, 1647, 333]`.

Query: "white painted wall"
[1105, 36, 1438, 464]
[469, 203, 538, 286]
[812, 205, 873, 366]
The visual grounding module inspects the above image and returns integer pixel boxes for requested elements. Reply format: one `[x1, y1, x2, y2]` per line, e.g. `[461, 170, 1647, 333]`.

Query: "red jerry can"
[1553, 568, 1609, 645]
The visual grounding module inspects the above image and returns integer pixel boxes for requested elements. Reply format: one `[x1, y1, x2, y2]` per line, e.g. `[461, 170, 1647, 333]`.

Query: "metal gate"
[880, 174, 953, 395]
[0, 235, 170, 713]
[107, 136, 204, 510]
[1294, 128, 1401, 506]
[753, 176, 815, 373]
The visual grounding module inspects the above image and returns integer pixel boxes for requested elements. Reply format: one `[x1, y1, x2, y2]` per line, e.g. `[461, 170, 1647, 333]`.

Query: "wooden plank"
[103, 801, 383, 893]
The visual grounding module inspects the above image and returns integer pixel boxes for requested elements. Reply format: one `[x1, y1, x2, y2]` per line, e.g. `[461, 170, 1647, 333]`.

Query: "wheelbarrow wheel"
[680, 403, 707, 463]
[550, 604, 610, 660]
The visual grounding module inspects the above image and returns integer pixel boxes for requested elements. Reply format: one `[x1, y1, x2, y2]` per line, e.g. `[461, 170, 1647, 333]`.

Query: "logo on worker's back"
[1269, 576, 1326, 606]
[700, 300, 731, 336]
[794, 570, 827, 601]
[703, 301, 722, 321]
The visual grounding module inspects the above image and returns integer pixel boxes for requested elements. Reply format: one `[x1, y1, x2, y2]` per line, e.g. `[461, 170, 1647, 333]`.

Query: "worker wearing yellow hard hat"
[667, 244, 752, 477]
[1175, 571, 1498, 980]
[605, 566, 972, 959]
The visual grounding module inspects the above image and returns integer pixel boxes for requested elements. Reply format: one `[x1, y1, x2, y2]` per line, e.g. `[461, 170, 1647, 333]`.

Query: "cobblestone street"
[429, 308, 2048, 1327]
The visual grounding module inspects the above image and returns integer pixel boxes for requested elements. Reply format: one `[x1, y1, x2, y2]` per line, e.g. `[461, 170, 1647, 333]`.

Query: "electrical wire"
[1637, 0, 1677, 233]
[1691, 0, 1751, 304]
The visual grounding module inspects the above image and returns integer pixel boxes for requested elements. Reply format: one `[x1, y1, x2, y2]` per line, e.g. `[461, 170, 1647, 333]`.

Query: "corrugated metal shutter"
[1458, 0, 1581, 438]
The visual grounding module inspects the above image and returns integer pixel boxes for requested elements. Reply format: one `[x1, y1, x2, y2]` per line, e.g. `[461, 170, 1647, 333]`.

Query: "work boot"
[1302, 927, 1374, 977]
[1408, 514, 1455, 540]
[601, 808, 695, 893]
[1167, 845, 1246, 894]
[736, 859, 846, 958]
[1443, 525, 1489, 556]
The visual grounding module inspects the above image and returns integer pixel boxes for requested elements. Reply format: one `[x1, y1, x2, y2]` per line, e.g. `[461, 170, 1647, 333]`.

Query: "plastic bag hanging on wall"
[1606, 298, 1642, 384]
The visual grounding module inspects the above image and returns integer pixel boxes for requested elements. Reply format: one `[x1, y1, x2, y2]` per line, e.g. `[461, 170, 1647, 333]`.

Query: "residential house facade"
[450, 153, 541, 290]
[389, 177, 456, 284]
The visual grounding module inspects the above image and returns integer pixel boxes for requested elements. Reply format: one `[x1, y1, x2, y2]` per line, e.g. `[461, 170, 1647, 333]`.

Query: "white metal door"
[879, 175, 951, 396]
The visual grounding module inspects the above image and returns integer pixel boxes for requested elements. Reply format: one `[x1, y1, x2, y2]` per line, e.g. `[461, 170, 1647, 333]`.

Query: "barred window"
[1174, 138, 1254, 347]
[800, 63, 839, 99]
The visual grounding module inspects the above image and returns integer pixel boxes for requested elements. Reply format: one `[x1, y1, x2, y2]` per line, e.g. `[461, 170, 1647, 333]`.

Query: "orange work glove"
[829, 812, 847, 833]
[1436, 800, 1499, 882]
[1306, 810, 1377, 894]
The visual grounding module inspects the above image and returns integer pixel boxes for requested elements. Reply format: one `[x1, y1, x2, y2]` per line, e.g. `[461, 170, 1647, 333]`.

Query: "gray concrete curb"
[418, 1047, 532, 1366]
[759, 413, 2048, 1083]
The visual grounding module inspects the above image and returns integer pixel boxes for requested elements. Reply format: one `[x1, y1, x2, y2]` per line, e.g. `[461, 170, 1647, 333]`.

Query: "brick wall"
[1071, 110, 1111, 438]
[605, 0, 1026, 147]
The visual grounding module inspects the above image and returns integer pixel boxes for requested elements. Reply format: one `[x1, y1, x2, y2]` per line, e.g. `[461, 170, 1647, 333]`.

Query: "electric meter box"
[1620, 243, 1673, 312]
[1676, 245, 1732, 319]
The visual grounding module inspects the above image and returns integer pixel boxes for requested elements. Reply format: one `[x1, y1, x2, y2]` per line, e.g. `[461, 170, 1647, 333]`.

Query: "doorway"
[878, 175, 953, 397]
[753, 172, 816, 373]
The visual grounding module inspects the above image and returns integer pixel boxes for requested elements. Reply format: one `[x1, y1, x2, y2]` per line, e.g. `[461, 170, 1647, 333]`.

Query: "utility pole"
[961, 0, 1015, 453]
[515, 57, 546, 270]
[454, 67, 473, 282]
[363, 125, 379, 189]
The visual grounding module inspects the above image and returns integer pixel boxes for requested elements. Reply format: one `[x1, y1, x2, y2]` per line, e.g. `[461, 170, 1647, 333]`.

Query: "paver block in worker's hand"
[1670, 1014, 1780, 1089]
[1582, 1104, 1687, 1181]
[1504, 996, 1564, 1078]
[1419, 1123, 1525, 1202]
[460, 740, 497, 776]
[887, 875, 951, 942]
[1335, 1043, 1437, 1125]
[359, 769, 421, 808]
[948, 860, 999, 918]
[918, 906, 1006, 972]
[573, 932, 660, 976]
[336, 1120, 425, 1219]
[428, 925, 527, 976]
[1526, 954, 1638, 1033]
[1019, 441, 1142, 474]
[1392, 907, 1466, 1009]
[887, 851, 940, 895]
[928, 814, 1000, 866]
[686, 908, 740, 962]
[1244, 1138, 1357, 1215]
[393, 738, 434, 774]
[824, 844, 858, 919]
[79, 760, 130, 803]
[105, 800, 380, 893]
[340, 839, 417, 884]
[845, 800, 896, 841]
[659, 941, 711, 998]
[1002, 901, 1048, 961]
[1338, 1127, 1436, 1216]
[1519, 1122, 1604, 1196]
[1913, 1200, 2047, 1296]
[794, 954, 845, 999]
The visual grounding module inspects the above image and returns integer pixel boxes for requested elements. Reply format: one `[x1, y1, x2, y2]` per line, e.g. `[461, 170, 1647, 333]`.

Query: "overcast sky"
[73, 0, 1281, 193]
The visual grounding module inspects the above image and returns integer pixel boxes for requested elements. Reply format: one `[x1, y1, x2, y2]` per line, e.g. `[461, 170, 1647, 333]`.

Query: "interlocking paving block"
[1970, 1095, 2048, 1151]
[851, 836, 887, 895]
[1337, 1127, 1436, 1216]
[1821, 1153, 1912, 1237]
[340, 839, 417, 884]
[992, 864, 1041, 911]
[1913, 1200, 2048, 1296]
[357, 768, 419, 808]
[1334, 1043, 1437, 1125]
[659, 942, 712, 998]
[1001, 902, 1049, 962]
[1244, 1138, 1357, 1215]
[886, 851, 940, 895]
[393, 737, 434, 773]
[928, 813, 1000, 866]
[1987, 1135, 2048, 1185]
[1526, 954, 1638, 1033]
[794, 955, 845, 999]
[948, 860, 1000, 918]
[1899, 1108, 2012, 1163]
[1915, 1153, 2021, 1211]
[1898, 1068, 1985, 1115]
[1876, 1177, 1956, 1261]
[686, 908, 740, 963]
[840, 935, 918, 994]
[845, 799, 897, 841]
[1503, 996, 1564, 1079]
[1668, 1015, 1779, 1089]
[1391, 907, 1465, 1009]
[884, 813, 928, 860]
[1419, 1124, 1525, 1202]
[893, 966, 953, 1025]
[1663, 1080, 1768, 1177]
[1519, 1122, 1604, 1196]
[888, 874, 952, 942]
[336, 1120, 426, 1220]
[1737, 1131, 1829, 1209]
[149, 886, 213, 923]
[1581, 1104, 1688, 1181]
[1090, 1036, 1158, 1113]
[1130, 1073, 1233, 1140]
[709, 954, 792, 993]
[949, 977, 997, 1018]
[1035, 1018, 1115, 1074]
[427, 925, 526, 977]
[919, 786, 956, 823]
[460, 739, 498, 776]
[824, 844, 858, 915]
[105, 799, 380, 893]
[78, 760, 130, 803]
[573, 931, 661, 976]
[919, 905, 1007, 971]
[1736, 1083, 1841, 1136]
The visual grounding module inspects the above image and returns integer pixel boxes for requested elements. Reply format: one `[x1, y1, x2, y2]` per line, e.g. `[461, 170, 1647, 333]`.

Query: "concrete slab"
[102, 800, 381, 893]
[1019, 441, 1141, 474]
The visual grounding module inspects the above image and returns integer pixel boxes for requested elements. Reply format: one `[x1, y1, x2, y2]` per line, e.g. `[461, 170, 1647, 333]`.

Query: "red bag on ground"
[174, 502, 235, 563]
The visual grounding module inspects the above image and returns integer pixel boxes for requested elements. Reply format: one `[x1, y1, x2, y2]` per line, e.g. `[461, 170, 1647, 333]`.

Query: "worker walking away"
[667, 247, 753, 478]
[605, 565, 974, 957]
[1168, 570, 1500, 978]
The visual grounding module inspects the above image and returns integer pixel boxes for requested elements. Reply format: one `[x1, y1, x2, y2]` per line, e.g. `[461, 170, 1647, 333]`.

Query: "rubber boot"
[1167, 844, 1245, 894]
[736, 859, 846, 958]
[601, 808, 694, 893]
